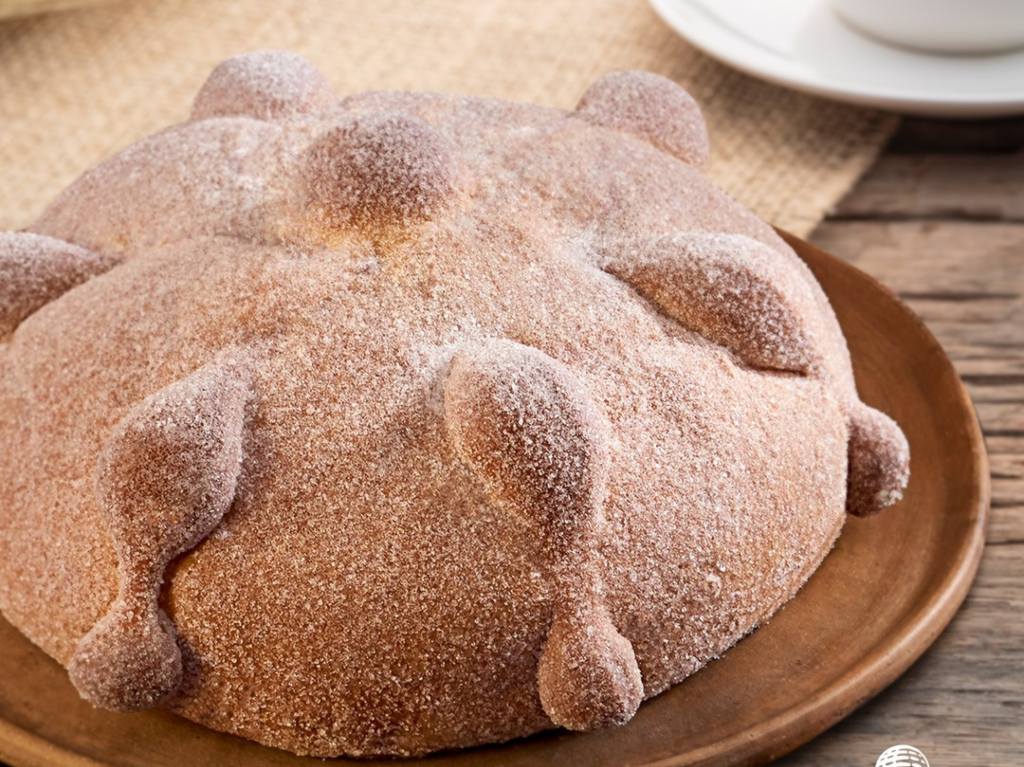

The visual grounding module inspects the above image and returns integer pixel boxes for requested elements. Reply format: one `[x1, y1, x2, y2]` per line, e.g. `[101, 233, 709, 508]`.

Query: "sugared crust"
[575, 70, 710, 167]
[444, 340, 611, 542]
[191, 50, 333, 120]
[444, 340, 643, 729]
[538, 607, 643, 730]
[0, 51, 909, 757]
[305, 113, 461, 232]
[68, 358, 251, 709]
[602, 232, 823, 374]
[0, 232, 116, 335]
[846, 403, 911, 517]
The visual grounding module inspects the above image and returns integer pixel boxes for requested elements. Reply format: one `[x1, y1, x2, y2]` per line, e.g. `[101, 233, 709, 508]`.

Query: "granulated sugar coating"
[0, 232, 117, 336]
[68, 356, 251, 710]
[0, 51, 910, 757]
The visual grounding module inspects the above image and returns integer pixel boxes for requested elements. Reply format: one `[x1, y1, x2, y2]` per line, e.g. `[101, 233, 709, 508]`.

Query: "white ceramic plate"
[648, 0, 1024, 117]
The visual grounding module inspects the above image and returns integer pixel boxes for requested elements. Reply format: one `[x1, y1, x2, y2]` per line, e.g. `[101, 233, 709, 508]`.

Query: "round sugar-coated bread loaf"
[0, 51, 909, 757]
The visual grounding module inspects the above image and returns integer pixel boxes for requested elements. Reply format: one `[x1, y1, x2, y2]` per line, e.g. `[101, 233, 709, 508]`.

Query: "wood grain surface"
[781, 119, 1024, 767]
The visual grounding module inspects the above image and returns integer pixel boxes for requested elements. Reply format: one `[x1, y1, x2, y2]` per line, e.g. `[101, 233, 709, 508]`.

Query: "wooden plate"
[0, 232, 988, 767]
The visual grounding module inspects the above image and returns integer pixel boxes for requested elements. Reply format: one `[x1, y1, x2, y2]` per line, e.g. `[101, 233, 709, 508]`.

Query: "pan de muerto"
[0, 51, 909, 757]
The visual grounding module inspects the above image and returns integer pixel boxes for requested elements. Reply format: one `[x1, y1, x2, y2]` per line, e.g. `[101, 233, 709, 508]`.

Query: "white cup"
[830, 0, 1024, 54]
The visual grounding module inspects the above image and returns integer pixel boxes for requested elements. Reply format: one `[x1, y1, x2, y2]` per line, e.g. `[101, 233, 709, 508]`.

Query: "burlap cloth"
[0, 0, 897, 235]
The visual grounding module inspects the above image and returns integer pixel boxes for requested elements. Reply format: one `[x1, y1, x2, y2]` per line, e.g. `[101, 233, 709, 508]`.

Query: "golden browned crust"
[0, 51, 909, 757]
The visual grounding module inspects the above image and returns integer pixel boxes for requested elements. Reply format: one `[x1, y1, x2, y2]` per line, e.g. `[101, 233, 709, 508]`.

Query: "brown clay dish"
[0, 231, 988, 767]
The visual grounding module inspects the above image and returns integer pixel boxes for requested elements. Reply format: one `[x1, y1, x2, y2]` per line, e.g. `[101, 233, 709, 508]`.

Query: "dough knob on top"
[537, 607, 644, 730]
[443, 338, 610, 549]
[443, 339, 643, 730]
[602, 232, 821, 374]
[846, 402, 910, 516]
[575, 70, 710, 167]
[67, 589, 184, 711]
[69, 357, 251, 710]
[603, 232, 910, 516]
[305, 112, 460, 233]
[191, 50, 334, 121]
[0, 231, 116, 337]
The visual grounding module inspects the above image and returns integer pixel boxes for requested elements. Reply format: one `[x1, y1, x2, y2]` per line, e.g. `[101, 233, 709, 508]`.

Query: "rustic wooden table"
[781, 119, 1024, 767]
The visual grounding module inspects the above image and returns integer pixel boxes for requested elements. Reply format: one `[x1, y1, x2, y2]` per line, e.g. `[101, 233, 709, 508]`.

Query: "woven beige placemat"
[0, 0, 896, 235]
